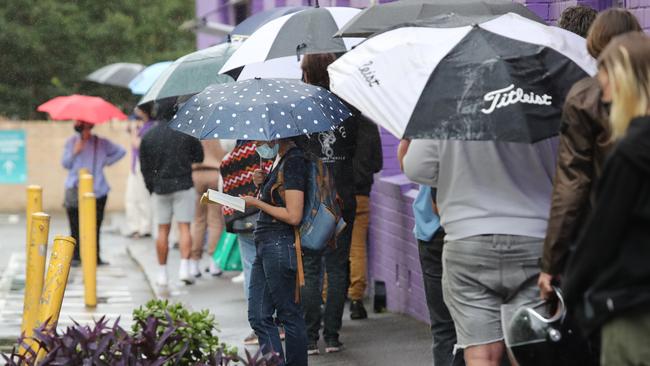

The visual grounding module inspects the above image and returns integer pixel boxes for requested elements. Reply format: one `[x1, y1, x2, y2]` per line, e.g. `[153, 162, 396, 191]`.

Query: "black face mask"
[74, 125, 84, 133]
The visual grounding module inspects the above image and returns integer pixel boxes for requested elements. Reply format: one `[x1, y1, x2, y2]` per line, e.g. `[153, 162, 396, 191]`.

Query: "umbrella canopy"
[128, 61, 174, 95]
[171, 78, 352, 141]
[86, 62, 145, 88]
[37, 94, 127, 124]
[329, 13, 596, 143]
[219, 7, 362, 75]
[230, 6, 307, 39]
[138, 44, 238, 105]
[335, 0, 544, 38]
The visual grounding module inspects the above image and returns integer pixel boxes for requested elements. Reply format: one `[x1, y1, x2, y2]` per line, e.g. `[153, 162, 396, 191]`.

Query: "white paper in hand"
[206, 189, 246, 212]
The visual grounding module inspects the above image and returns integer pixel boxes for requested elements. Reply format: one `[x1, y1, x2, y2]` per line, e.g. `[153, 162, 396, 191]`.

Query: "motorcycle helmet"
[504, 287, 597, 366]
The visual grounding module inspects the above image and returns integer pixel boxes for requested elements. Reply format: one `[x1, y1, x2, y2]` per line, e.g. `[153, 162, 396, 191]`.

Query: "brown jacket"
[542, 77, 613, 275]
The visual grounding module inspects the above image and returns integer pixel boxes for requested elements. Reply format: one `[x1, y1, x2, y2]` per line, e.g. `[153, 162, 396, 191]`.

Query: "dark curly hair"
[559, 5, 598, 38]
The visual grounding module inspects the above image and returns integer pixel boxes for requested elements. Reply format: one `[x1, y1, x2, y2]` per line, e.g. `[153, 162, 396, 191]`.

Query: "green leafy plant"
[132, 299, 237, 365]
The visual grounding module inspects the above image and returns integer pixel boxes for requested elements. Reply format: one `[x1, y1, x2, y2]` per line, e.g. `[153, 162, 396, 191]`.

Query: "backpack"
[272, 156, 346, 252]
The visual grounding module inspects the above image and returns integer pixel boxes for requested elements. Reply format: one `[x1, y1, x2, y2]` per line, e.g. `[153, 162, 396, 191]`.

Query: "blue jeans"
[302, 222, 353, 343]
[238, 232, 256, 299]
[248, 233, 307, 366]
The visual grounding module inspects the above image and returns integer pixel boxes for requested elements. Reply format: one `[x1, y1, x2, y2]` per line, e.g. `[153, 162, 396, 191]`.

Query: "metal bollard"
[81, 192, 97, 307]
[78, 173, 93, 205]
[25, 186, 43, 252]
[20, 213, 49, 352]
[38, 236, 76, 331]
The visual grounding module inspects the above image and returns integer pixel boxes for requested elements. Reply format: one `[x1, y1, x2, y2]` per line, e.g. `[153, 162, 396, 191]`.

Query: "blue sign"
[0, 130, 27, 184]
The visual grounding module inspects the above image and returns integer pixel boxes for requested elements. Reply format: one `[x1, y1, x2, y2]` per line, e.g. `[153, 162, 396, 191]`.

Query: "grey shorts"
[442, 235, 544, 350]
[153, 188, 196, 225]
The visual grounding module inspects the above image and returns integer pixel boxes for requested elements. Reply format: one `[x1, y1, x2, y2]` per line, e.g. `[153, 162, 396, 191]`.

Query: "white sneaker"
[231, 272, 245, 284]
[208, 261, 223, 277]
[189, 259, 202, 278]
[179, 259, 195, 285]
[156, 267, 168, 287]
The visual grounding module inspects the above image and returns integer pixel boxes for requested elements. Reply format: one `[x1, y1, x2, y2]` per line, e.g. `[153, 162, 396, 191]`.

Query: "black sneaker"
[325, 340, 343, 353]
[350, 300, 368, 320]
[307, 342, 320, 356]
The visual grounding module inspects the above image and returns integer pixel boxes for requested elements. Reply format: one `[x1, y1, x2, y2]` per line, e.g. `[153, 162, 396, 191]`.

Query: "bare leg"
[464, 341, 505, 366]
[157, 224, 171, 265]
[178, 222, 192, 259]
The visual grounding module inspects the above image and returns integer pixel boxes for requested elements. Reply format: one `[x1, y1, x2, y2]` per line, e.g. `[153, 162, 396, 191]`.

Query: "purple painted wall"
[194, 0, 650, 324]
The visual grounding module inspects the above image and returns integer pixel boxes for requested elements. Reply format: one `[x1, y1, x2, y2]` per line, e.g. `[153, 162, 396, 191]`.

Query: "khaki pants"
[348, 195, 370, 301]
[191, 169, 224, 260]
[601, 309, 650, 366]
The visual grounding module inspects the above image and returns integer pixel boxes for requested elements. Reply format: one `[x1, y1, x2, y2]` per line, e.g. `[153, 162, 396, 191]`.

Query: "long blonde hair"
[599, 32, 650, 139]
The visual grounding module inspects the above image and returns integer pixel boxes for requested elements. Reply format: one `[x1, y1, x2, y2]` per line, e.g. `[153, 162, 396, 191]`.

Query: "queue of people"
[58, 5, 650, 366]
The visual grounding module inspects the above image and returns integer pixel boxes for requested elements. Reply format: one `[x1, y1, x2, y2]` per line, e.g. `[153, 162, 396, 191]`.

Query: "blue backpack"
[272, 157, 345, 251]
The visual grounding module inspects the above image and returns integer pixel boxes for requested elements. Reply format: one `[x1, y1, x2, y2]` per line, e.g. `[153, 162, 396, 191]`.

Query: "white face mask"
[255, 143, 279, 159]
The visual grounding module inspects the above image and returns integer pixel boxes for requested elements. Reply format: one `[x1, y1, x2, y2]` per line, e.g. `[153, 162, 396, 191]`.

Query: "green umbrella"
[138, 42, 239, 105]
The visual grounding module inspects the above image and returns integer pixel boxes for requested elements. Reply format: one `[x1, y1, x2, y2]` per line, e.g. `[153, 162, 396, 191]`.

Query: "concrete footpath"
[127, 236, 433, 366]
[0, 213, 153, 352]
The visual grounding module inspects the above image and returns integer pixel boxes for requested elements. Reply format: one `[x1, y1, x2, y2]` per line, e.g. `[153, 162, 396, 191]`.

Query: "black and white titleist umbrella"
[328, 13, 597, 143]
[220, 7, 362, 75]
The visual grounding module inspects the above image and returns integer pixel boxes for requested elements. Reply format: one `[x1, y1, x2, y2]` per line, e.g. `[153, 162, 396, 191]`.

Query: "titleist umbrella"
[328, 13, 596, 143]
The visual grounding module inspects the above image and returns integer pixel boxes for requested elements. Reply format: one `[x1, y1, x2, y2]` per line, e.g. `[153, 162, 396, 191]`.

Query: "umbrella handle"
[296, 44, 307, 62]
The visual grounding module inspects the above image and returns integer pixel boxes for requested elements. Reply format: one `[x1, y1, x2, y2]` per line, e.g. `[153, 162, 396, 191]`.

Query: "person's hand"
[253, 169, 267, 187]
[241, 196, 261, 208]
[538, 272, 555, 300]
[73, 138, 86, 155]
[397, 139, 411, 172]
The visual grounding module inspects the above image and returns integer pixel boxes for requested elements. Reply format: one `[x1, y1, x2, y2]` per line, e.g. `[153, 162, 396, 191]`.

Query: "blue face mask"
[256, 143, 279, 159]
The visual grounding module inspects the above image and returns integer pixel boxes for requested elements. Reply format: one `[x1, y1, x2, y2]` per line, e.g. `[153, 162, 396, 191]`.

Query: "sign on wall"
[0, 130, 27, 184]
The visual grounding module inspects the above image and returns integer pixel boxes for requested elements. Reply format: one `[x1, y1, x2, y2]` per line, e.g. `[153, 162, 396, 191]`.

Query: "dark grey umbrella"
[85, 63, 145, 88]
[335, 0, 544, 38]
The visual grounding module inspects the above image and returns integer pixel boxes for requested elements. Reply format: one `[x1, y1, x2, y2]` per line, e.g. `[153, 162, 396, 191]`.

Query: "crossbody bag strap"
[294, 227, 304, 303]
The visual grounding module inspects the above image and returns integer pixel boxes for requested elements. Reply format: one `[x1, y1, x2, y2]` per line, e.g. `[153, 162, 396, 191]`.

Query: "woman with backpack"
[240, 139, 309, 366]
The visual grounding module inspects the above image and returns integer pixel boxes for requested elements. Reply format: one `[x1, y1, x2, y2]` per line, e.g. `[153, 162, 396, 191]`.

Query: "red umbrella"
[37, 94, 127, 124]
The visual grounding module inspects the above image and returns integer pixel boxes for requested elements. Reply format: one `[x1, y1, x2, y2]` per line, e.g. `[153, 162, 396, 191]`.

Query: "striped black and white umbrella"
[329, 13, 597, 143]
[219, 7, 362, 75]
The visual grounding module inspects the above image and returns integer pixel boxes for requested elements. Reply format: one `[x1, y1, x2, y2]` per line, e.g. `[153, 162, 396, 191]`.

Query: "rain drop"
[303, 129, 308, 133]
[185, 111, 189, 115]
[173, 114, 177, 119]
[177, 124, 181, 127]
[200, 116, 204, 120]
[189, 120, 192, 124]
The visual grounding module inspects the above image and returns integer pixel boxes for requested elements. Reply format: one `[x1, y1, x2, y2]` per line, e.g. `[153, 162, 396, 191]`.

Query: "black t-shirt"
[296, 117, 358, 220]
[254, 147, 308, 241]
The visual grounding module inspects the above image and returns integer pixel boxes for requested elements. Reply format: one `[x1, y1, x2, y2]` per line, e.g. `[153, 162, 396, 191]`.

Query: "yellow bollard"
[78, 173, 93, 204]
[25, 186, 43, 252]
[20, 213, 49, 354]
[80, 192, 97, 308]
[38, 236, 76, 331]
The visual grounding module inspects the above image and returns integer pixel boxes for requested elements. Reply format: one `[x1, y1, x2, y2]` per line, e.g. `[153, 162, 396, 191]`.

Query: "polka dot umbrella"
[171, 78, 352, 141]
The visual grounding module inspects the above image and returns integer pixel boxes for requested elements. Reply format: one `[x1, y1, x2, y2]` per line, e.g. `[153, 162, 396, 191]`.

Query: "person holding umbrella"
[171, 76, 353, 366]
[62, 120, 126, 265]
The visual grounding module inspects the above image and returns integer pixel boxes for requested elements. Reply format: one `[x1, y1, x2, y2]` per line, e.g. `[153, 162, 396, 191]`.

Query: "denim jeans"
[418, 231, 465, 366]
[238, 232, 256, 299]
[248, 233, 307, 366]
[302, 221, 353, 344]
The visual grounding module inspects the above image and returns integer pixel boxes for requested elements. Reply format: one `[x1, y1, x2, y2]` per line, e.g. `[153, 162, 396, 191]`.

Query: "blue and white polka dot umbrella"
[171, 78, 352, 141]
